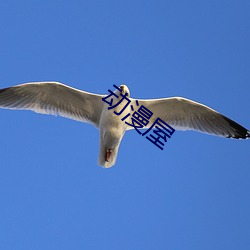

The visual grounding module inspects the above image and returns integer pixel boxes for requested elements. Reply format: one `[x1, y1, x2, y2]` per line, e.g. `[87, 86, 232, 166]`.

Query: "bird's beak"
[120, 85, 124, 93]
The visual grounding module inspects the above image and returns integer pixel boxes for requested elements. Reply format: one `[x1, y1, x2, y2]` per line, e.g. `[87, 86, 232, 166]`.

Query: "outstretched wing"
[129, 97, 249, 139]
[0, 82, 105, 127]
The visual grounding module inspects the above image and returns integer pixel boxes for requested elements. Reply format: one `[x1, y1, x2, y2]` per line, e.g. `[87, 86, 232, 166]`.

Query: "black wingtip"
[222, 115, 250, 139]
[0, 88, 8, 94]
[247, 131, 250, 139]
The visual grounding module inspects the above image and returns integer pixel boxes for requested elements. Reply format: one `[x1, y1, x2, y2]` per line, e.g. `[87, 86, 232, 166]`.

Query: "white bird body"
[0, 82, 249, 168]
[98, 95, 129, 167]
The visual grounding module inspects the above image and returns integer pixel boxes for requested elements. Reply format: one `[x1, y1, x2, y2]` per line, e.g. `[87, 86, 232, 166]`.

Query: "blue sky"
[0, 1, 249, 249]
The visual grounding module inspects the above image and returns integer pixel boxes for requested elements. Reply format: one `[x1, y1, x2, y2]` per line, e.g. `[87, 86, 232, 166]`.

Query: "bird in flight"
[0, 82, 249, 168]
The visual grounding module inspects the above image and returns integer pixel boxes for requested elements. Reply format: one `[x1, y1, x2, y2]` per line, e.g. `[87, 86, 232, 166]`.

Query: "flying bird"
[0, 82, 249, 168]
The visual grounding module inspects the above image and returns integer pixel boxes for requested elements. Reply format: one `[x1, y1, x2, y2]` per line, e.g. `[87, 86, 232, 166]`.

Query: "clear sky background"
[0, 1, 249, 249]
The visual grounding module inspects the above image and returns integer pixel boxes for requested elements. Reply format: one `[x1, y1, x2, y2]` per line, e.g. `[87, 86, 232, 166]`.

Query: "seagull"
[0, 82, 249, 168]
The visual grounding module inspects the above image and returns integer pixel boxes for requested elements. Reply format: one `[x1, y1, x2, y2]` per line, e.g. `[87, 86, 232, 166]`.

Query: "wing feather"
[0, 82, 105, 127]
[129, 97, 249, 139]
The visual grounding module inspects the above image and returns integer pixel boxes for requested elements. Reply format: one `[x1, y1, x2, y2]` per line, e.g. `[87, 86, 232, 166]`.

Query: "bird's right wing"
[0, 82, 105, 127]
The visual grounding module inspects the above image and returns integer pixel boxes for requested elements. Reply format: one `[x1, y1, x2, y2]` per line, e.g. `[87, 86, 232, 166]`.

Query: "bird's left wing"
[128, 97, 249, 139]
[0, 82, 105, 127]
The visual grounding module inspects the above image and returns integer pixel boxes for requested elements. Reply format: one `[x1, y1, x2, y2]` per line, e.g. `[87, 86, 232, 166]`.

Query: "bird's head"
[119, 84, 130, 98]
